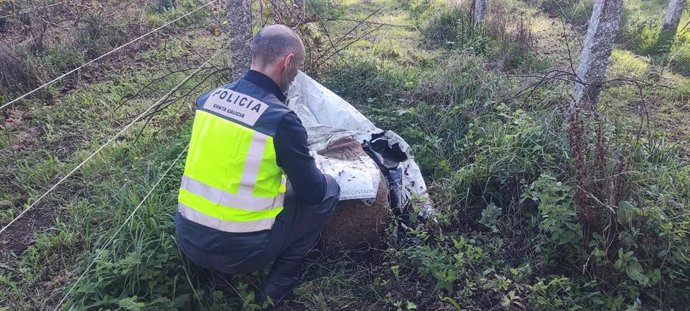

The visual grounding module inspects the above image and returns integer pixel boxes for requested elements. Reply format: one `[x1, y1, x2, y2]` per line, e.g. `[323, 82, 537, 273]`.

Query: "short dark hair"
[251, 25, 303, 66]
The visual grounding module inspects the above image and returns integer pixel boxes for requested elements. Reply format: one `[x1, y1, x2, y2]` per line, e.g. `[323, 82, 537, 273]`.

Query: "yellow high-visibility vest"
[178, 84, 289, 233]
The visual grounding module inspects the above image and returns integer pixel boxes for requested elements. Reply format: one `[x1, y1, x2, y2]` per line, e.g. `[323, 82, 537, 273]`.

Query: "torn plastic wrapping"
[312, 153, 381, 202]
[287, 72, 434, 220]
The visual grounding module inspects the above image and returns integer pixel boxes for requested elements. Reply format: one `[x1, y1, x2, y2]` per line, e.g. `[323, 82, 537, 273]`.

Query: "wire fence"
[52, 144, 189, 311]
[9, 0, 148, 49]
[0, 46, 224, 236]
[0, 1, 66, 19]
[0, 0, 376, 308]
[0, 0, 214, 111]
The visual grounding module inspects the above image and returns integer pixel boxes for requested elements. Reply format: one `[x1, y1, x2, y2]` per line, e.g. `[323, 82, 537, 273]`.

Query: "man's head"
[250, 24, 305, 92]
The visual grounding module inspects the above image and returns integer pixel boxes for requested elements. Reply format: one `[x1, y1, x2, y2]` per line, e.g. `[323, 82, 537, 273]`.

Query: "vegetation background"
[0, 0, 688, 310]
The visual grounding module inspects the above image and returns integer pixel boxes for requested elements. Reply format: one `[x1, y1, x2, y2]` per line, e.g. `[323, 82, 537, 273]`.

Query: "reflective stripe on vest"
[179, 203, 278, 233]
[181, 176, 280, 210]
[178, 102, 286, 233]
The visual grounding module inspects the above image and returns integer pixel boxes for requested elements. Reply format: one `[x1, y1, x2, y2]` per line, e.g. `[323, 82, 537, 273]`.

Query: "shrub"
[669, 40, 690, 75]
[523, 173, 582, 259]
[40, 45, 85, 76]
[405, 236, 485, 291]
[421, 6, 490, 53]
[0, 1, 19, 32]
[538, 0, 593, 25]
[321, 59, 416, 105]
[411, 69, 690, 307]
[527, 276, 599, 310]
[78, 13, 130, 59]
[416, 53, 497, 108]
[422, 5, 543, 72]
[0, 44, 38, 98]
[619, 17, 661, 55]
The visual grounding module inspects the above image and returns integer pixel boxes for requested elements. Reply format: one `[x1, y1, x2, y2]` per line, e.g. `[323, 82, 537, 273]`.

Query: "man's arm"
[273, 112, 327, 205]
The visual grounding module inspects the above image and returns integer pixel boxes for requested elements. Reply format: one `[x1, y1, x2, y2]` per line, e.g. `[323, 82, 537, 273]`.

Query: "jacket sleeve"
[273, 112, 327, 205]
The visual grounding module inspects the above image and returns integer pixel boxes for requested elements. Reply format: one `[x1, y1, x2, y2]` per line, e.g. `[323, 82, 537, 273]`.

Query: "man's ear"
[284, 53, 295, 70]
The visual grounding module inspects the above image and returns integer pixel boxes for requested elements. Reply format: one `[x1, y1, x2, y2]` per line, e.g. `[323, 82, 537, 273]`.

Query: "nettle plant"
[406, 235, 485, 292]
[522, 173, 582, 258]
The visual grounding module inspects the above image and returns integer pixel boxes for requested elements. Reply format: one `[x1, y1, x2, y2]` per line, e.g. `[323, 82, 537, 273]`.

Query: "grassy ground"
[1, 0, 689, 310]
[0, 1, 229, 309]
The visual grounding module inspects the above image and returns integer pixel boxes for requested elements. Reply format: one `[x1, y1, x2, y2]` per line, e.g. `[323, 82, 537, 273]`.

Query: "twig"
[306, 0, 352, 70]
[311, 6, 383, 70]
[316, 24, 384, 71]
[130, 67, 230, 144]
[113, 67, 199, 113]
[324, 17, 415, 30]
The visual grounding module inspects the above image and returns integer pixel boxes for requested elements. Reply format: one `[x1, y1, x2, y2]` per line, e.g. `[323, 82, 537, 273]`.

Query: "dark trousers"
[177, 175, 340, 278]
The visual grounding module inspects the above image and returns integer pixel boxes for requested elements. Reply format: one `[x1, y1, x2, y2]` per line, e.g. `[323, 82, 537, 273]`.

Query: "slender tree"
[227, 0, 252, 80]
[569, 0, 623, 240]
[472, 0, 487, 27]
[573, 0, 624, 108]
[658, 0, 688, 54]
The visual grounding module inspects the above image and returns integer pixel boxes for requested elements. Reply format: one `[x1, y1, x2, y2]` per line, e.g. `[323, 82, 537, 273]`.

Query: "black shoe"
[258, 273, 300, 307]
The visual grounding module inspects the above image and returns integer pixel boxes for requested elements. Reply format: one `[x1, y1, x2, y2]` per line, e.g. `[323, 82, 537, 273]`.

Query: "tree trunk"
[472, 0, 487, 27]
[573, 0, 623, 109]
[658, 0, 687, 54]
[226, 0, 253, 80]
[294, 0, 305, 19]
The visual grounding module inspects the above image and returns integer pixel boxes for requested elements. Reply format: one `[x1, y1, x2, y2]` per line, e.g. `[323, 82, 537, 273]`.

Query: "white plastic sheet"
[287, 72, 434, 216]
[312, 153, 381, 201]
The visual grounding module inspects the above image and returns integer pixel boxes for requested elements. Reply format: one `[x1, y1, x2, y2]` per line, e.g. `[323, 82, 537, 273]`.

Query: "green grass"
[0, 4, 227, 307]
[2, 0, 690, 310]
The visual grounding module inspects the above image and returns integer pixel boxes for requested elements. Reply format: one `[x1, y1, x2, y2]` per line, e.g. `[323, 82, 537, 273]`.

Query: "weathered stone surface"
[573, 0, 623, 109]
[318, 137, 390, 251]
[226, 0, 252, 80]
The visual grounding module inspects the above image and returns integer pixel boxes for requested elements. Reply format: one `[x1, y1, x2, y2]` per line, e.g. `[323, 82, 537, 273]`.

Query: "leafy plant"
[523, 173, 581, 252]
[479, 203, 502, 233]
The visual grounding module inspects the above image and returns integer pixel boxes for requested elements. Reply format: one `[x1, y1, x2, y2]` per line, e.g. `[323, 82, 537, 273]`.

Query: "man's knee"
[324, 174, 341, 199]
[321, 174, 340, 213]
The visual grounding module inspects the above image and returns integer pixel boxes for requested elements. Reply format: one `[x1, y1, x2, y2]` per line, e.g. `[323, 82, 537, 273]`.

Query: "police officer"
[175, 24, 340, 305]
